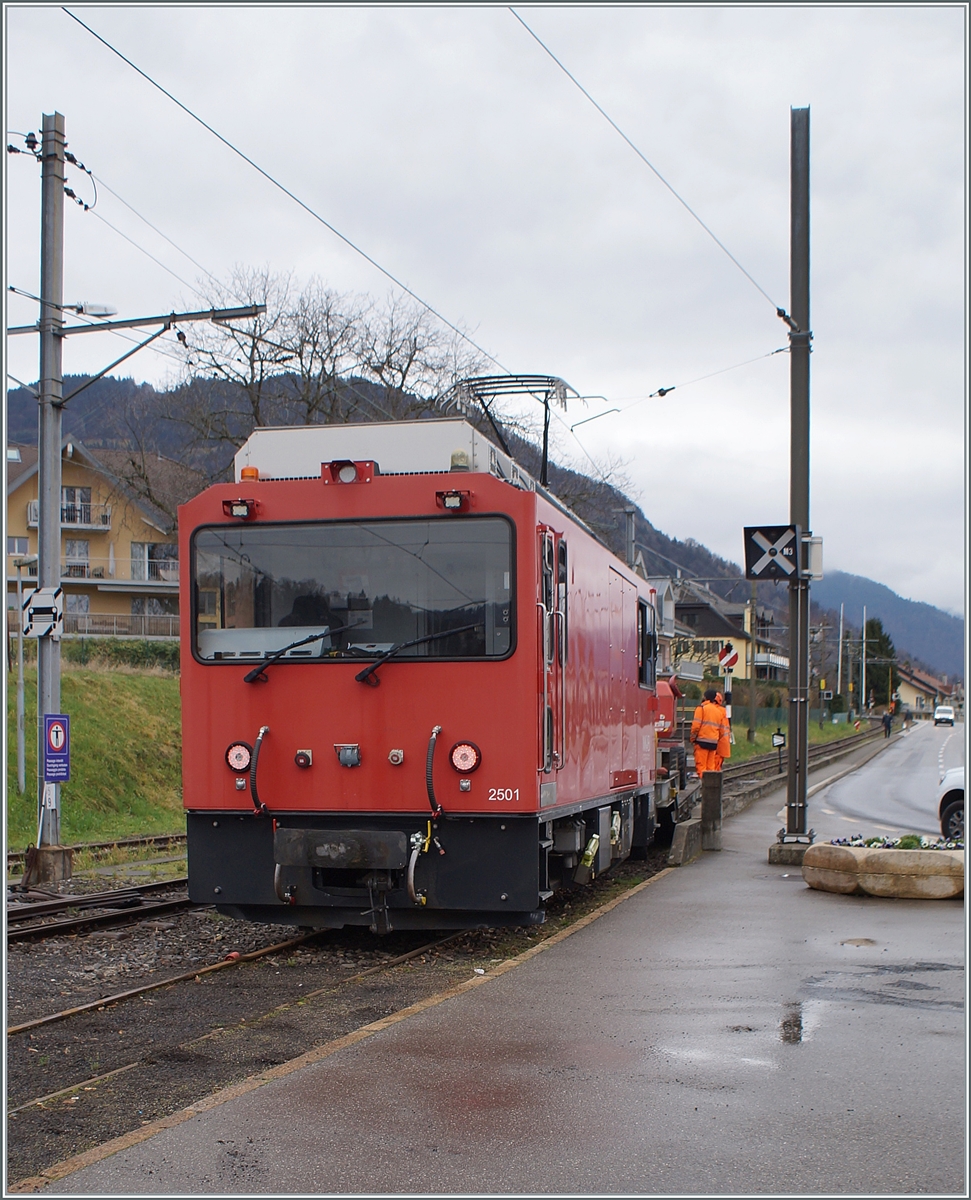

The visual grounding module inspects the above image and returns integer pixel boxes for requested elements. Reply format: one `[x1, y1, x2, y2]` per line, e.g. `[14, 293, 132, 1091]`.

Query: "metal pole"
[785, 106, 811, 841]
[836, 602, 844, 695]
[37, 112, 66, 851]
[16, 561, 26, 794]
[748, 581, 757, 743]
[861, 604, 867, 715]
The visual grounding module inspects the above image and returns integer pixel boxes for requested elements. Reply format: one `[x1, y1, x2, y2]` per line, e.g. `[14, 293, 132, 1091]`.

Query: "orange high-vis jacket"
[691, 700, 730, 753]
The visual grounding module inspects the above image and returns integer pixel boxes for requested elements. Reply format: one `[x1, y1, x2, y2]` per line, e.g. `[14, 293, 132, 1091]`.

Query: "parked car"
[934, 705, 955, 726]
[938, 767, 964, 840]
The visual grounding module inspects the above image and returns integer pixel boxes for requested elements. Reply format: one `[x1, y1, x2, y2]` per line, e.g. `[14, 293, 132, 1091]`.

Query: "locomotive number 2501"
[489, 788, 520, 802]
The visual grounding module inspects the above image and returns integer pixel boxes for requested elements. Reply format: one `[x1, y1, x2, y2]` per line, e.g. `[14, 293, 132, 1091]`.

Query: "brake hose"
[425, 725, 444, 818]
[250, 725, 269, 816]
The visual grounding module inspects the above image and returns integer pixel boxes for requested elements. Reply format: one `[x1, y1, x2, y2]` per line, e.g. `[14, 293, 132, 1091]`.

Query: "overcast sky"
[4, 5, 967, 616]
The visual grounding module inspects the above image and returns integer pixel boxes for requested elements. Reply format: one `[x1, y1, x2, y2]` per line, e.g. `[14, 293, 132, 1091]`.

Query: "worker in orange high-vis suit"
[691, 688, 732, 776]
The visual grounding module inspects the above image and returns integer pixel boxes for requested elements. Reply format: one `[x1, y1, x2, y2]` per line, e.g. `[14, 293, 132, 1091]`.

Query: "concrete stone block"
[767, 843, 809, 866]
[802, 844, 964, 899]
[667, 818, 702, 867]
[23, 845, 73, 886]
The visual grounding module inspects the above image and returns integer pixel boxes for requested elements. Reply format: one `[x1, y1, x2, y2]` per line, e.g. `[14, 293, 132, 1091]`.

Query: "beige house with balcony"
[7, 438, 203, 639]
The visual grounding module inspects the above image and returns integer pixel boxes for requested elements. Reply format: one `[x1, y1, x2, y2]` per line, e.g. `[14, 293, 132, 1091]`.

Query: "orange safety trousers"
[694, 747, 724, 775]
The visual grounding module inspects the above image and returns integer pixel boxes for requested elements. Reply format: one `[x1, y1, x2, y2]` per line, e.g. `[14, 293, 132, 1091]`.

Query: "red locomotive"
[180, 414, 665, 931]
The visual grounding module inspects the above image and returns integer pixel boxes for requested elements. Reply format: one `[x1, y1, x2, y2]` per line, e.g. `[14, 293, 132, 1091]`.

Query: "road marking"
[937, 730, 955, 777]
[7, 868, 675, 1193]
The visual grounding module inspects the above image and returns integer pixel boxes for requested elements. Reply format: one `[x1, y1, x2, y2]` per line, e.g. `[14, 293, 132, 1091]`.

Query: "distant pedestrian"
[882, 710, 892, 738]
[691, 688, 731, 776]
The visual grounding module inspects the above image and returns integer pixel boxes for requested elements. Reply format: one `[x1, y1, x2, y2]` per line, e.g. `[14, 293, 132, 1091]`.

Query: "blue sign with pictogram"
[44, 714, 70, 782]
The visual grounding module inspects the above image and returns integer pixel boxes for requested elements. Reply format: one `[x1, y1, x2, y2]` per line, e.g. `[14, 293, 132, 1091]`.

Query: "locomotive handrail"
[555, 604, 566, 769]
[537, 602, 551, 771]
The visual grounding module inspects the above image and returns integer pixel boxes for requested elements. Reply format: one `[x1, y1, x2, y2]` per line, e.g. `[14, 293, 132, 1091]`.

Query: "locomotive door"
[608, 568, 637, 779]
[538, 528, 565, 774]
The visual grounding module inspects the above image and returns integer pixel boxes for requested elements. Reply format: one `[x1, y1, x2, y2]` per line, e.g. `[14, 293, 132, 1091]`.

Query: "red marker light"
[449, 742, 481, 773]
[226, 742, 252, 772]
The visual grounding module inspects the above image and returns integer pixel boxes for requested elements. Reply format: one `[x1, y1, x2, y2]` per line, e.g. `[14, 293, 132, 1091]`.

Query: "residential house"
[7, 438, 204, 638]
[895, 663, 959, 719]
[670, 577, 789, 682]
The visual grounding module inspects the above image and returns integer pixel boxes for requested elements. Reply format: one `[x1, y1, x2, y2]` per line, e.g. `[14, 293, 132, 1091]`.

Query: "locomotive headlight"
[449, 742, 481, 773]
[338, 463, 358, 483]
[226, 742, 253, 772]
[222, 498, 259, 520]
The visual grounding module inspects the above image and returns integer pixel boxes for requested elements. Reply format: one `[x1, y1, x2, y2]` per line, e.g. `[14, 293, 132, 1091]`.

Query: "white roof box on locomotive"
[234, 419, 534, 488]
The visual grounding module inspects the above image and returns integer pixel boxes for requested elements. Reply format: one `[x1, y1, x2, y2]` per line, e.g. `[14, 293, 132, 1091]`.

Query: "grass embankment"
[6, 663, 183, 851]
[724, 716, 873, 765]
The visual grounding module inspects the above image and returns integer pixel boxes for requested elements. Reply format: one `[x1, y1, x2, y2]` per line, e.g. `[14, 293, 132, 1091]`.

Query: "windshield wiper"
[354, 622, 483, 687]
[242, 631, 330, 684]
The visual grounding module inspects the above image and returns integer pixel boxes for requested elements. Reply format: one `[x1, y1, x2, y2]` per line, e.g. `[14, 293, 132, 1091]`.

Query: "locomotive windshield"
[192, 517, 513, 663]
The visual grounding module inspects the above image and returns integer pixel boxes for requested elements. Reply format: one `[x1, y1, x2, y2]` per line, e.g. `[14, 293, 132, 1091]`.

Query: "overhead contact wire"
[63, 7, 509, 374]
[509, 8, 791, 324]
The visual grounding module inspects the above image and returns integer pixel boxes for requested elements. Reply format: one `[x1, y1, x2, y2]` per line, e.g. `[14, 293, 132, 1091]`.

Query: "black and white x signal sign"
[743, 526, 802, 581]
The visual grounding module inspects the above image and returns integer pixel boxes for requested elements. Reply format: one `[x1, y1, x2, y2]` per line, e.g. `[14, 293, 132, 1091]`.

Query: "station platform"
[41, 770, 965, 1196]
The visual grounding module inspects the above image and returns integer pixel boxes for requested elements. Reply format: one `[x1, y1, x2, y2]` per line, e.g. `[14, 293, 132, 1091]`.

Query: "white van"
[934, 705, 955, 726]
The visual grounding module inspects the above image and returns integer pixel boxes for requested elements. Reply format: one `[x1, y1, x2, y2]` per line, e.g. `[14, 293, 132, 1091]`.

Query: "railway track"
[7, 832, 186, 871]
[6, 879, 194, 944]
[720, 726, 884, 784]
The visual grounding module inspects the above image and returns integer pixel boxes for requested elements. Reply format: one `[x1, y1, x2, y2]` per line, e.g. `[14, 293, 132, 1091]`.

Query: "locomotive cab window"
[637, 597, 657, 688]
[557, 539, 568, 665]
[192, 517, 514, 663]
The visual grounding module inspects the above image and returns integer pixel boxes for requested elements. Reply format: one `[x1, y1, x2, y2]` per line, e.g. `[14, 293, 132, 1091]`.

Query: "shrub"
[61, 639, 180, 672]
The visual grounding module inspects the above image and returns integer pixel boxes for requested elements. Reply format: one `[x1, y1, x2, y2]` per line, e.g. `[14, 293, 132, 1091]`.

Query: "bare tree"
[158, 269, 491, 474]
[356, 293, 489, 418]
[276, 279, 368, 425]
[162, 266, 296, 465]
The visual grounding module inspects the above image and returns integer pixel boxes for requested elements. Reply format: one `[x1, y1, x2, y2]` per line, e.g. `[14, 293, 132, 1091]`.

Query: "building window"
[132, 596, 179, 616]
[131, 542, 178, 582]
[65, 593, 90, 614]
[62, 486, 92, 524]
[7, 537, 28, 556]
[64, 538, 90, 577]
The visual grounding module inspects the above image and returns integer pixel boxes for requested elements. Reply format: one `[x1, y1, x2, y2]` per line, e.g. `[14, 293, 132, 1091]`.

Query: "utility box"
[234, 419, 533, 488]
[803, 536, 824, 580]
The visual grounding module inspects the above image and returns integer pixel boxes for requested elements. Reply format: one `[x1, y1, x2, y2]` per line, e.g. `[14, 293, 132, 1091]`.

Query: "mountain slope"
[8, 379, 963, 680]
[811, 571, 964, 681]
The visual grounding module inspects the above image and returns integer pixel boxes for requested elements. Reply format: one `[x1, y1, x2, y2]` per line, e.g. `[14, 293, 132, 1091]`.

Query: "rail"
[6, 878, 192, 943]
[7, 832, 186, 870]
[721, 726, 885, 784]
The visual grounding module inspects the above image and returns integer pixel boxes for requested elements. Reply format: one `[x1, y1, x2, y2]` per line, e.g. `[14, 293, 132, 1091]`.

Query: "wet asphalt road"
[44, 736, 965, 1196]
[804, 720, 965, 839]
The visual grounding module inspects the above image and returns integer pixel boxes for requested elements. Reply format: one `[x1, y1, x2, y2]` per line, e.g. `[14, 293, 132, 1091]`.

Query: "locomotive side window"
[637, 598, 657, 688]
[192, 517, 514, 663]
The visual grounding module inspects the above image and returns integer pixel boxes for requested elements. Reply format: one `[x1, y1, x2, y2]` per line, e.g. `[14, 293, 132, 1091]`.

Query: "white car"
[934, 705, 955, 726]
[938, 767, 964, 840]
